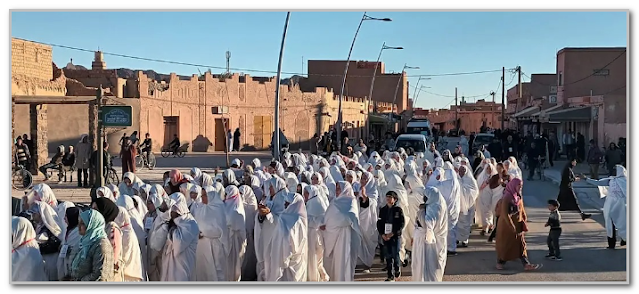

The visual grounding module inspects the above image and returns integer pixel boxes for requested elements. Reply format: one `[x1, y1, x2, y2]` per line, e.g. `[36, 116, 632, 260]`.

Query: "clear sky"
[11, 11, 627, 109]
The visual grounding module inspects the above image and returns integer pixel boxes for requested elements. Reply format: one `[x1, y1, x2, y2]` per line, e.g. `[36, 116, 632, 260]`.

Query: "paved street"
[12, 153, 627, 282]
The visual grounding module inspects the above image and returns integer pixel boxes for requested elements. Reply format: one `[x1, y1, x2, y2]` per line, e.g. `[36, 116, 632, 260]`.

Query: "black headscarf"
[65, 207, 81, 231]
[93, 198, 119, 223]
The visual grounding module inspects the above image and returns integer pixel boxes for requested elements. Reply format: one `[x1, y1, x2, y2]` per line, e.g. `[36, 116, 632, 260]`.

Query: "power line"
[14, 37, 513, 79]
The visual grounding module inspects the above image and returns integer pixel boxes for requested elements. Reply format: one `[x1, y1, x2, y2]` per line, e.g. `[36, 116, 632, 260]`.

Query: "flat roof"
[558, 47, 626, 54]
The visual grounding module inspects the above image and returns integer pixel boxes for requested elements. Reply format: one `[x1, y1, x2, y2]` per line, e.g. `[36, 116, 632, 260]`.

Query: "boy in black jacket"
[377, 191, 406, 282]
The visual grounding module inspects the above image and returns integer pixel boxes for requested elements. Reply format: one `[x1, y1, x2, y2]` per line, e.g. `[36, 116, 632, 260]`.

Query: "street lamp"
[390, 64, 419, 125]
[365, 42, 403, 142]
[273, 12, 291, 161]
[413, 85, 431, 106]
[336, 12, 392, 150]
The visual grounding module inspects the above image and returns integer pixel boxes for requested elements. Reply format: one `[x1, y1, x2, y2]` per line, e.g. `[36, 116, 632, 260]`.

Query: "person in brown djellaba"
[494, 178, 542, 271]
[120, 137, 137, 174]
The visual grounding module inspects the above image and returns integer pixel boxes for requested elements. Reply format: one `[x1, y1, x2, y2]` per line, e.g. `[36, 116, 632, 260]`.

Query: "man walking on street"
[563, 130, 576, 160]
[526, 141, 542, 180]
[503, 135, 518, 160]
[587, 140, 604, 180]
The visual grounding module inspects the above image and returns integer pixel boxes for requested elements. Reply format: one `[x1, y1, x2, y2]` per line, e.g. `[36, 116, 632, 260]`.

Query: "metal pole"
[390, 65, 407, 132]
[365, 42, 385, 142]
[455, 87, 458, 130]
[224, 51, 231, 167]
[274, 12, 291, 161]
[501, 66, 506, 130]
[337, 12, 367, 151]
[97, 85, 104, 187]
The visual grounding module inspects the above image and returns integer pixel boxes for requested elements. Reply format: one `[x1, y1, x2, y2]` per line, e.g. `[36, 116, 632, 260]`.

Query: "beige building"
[12, 38, 373, 158]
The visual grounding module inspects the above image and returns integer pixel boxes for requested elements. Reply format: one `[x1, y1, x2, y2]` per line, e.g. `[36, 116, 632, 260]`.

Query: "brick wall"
[12, 38, 54, 81]
[136, 72, 369, 152]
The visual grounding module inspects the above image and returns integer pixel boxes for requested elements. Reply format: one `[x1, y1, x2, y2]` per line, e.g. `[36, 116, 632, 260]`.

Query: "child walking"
[545, 199, 562, 261]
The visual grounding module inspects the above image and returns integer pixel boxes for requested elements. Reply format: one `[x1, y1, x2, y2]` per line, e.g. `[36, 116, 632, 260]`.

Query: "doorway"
[163, 116, 179, 147]
[253, 115, 273, 150]
[215, 118, 229, 151]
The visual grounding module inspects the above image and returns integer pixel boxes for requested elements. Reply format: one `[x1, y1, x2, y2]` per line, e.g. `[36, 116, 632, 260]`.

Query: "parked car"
[471, 133, 495, 155]
[394, 134, 428, 153]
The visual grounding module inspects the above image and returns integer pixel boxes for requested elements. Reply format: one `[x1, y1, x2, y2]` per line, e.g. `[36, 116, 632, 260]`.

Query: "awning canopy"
[546, 106, 592, 122]
[530, 104, 564, 118]
[369, 113, 393, 124]
[512, 106, 539, 120]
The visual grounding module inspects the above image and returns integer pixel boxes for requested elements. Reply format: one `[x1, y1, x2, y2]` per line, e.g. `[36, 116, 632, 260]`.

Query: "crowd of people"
[12, 132, 627, 283]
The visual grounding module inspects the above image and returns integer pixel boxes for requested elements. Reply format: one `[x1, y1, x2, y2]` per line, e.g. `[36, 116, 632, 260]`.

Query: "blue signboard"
[101, 105, 132, 127]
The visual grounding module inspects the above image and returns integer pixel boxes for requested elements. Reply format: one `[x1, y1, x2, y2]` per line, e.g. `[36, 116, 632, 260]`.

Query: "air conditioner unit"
[211, 106, 229, 114]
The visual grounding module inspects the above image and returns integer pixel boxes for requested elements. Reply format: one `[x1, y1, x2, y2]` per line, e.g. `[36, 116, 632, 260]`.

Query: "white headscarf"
[30, 201, 63, 241]
[458, 165, 479, 214]
[190, 167, 203, 186]
[12, 216, 46, 281]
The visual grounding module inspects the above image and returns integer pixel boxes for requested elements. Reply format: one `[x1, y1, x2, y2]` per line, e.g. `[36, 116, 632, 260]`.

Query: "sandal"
[524, 264, 542, 271]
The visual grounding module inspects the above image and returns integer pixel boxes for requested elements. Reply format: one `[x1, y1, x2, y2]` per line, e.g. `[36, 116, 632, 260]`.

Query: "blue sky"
[11, 11, 627, 109]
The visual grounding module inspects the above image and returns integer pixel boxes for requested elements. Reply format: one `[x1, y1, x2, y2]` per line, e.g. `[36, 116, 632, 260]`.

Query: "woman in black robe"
[233, 128, 241, 152]
[557, 158, 591, 220]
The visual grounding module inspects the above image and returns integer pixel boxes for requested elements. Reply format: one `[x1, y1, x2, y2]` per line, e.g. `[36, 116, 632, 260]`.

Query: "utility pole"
[224, 51, 231, 167]
[274, 12, 291, 161]
[517, 66, 522, 114]
[490, 91, 496, 129]
[501, 67, 505, 130]
[455, 87, 458, 131]
[96, 85, 104, 188]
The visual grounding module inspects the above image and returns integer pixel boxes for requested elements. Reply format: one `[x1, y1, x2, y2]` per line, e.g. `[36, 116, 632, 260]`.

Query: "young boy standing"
[545, 199, 562, 261]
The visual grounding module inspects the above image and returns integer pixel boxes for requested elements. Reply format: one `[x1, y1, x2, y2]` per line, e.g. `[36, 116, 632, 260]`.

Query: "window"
[558, 72, 563, 86]
[593, 69, 610, 76]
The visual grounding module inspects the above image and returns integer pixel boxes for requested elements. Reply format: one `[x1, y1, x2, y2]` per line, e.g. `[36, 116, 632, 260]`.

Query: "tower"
[92, 51, 106, 70]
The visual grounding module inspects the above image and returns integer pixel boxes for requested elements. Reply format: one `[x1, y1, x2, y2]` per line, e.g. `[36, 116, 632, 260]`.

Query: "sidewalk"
[541, 160, 606, 211]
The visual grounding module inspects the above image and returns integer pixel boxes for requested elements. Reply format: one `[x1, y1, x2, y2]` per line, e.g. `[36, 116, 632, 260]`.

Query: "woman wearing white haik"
[586, 165, 627, 249]
[411, 186, 448, 282]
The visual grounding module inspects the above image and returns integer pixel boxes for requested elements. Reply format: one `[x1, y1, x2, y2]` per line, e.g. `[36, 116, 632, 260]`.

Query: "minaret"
[92, 51, 106, 70]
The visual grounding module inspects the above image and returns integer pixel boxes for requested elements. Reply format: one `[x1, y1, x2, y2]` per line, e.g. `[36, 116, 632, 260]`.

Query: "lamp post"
[390, 64, 419, 129]
[273, 12, 291, 161]
[412, 85, 431, 107]
[336, 12, 392, 150]
[366, 42, 403, 142]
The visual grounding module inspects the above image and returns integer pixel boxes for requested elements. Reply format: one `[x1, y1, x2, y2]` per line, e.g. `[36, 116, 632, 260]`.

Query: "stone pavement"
[541, 160, 607, 211]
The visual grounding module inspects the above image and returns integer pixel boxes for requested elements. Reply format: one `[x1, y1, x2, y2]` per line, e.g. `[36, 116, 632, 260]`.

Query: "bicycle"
[135, 149, 156, 170]
[161, 143, 189, 158]
[12, 162, 33, 191]
[105, 156, 120, 185]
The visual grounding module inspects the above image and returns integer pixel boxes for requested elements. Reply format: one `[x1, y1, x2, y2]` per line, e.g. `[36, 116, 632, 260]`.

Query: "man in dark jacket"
[487, 137, 504, 162]
[503, 135, 518, 160]
[526, 141, 542, 180]
[586, 139, 604, 180]
[377, 191, 405, 282]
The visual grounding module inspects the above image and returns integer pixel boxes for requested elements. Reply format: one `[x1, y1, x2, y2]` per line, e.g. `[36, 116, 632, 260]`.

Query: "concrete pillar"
[30, 104, 48, 173]
[11, 98, 16, 156]
[88, 100, 98, 151]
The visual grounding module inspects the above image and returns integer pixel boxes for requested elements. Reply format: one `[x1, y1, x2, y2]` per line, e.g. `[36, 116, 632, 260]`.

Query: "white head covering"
[201, 172, 214, 188]
[190, 167, 203, 186]
[426, 167, 446, 188]
[12, 216, 46, 282]
[458, 165, 479, 214]
[30, 201, 63, 241]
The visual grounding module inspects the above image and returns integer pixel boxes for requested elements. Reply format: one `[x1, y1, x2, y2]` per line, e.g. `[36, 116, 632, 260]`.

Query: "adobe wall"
[137, 72, 370, 152]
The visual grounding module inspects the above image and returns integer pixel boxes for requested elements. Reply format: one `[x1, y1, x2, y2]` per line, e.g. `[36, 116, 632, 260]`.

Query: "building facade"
[414, 99, 502, 134]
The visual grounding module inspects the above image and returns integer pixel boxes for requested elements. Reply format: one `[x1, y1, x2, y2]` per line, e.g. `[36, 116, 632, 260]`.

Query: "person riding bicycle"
[39, 145, 65, 182]
[14, 137, 31, 169]
[139, 133, 153, 161]
[169, 134, 180, 155]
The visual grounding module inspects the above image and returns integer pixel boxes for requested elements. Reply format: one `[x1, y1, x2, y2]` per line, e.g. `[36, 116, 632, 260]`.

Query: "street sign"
[101, 105, 133, 127]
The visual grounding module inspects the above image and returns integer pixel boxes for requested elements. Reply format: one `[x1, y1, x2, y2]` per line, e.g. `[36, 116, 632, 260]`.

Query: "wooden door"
[163, 116, 179, 147]
[214, 118, 229, 151]
[253, 116, 273, 150]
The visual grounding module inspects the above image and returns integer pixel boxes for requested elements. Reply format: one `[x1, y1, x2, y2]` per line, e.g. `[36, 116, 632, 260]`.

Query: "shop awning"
[546, 106, 592, 122]
[530, 104, 564, 118]
[512, 106, 539, 120]
[369, 113, 392, 124]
